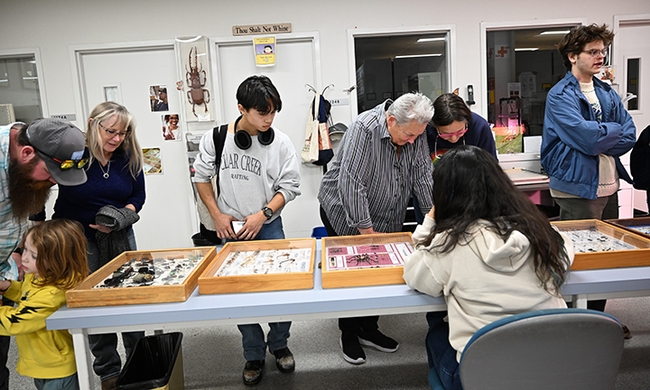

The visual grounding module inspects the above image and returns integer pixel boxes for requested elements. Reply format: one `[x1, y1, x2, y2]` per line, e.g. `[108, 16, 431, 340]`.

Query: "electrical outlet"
[51, 114, 77, 121]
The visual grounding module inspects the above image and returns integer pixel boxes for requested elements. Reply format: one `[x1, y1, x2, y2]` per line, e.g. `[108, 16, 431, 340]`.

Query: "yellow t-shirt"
[0, 274, 76, 379]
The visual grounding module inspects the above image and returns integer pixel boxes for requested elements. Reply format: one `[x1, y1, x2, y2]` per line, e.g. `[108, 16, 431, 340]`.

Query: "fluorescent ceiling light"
[417, 37, 445, 43]
[540, 30, 570, 35]
[395, 53, 442, 59]
[515, 48, 539, 51]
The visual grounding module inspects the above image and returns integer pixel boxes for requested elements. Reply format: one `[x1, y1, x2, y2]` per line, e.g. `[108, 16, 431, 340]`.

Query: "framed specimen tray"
[66, 247, 216, 308]
[198, 238, 316, 294]
[321, 232, 413, 288]
[551, 219, 650, 271]
[605, 217, 650, 240]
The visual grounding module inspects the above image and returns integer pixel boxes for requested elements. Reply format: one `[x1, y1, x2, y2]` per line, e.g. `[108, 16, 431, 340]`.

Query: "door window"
[0, 55, 43, 124]
[485, 25, 579, 154]
[354, 31, 450, 114]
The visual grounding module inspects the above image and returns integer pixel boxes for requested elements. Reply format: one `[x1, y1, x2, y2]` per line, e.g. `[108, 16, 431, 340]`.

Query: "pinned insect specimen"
[185, 46, 210, 117]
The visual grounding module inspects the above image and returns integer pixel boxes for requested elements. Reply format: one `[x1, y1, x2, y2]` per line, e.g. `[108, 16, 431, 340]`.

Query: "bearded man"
[0, 118, 87, 390]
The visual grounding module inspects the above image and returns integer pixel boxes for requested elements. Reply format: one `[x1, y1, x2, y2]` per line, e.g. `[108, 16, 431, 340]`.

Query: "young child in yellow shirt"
[0, 219, 89, 390]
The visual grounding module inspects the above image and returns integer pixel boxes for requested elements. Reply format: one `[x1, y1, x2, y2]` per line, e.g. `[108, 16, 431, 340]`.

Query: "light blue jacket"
[541, 71, 636, 200]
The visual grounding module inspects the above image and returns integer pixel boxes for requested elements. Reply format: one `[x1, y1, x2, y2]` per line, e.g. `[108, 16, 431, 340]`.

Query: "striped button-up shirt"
[318, 100, 433, 236]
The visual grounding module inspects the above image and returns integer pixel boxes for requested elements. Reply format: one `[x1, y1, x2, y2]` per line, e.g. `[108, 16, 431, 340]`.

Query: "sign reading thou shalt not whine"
[232, 23, 292, 36]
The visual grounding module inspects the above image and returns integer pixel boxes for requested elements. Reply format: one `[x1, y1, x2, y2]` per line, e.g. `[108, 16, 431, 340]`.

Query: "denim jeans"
[87, 228, 145, 381]
[425, 311, 463, 390]
[233, 217, 292, 361]
[238, 322, 292, 361]
[34, 373, 79, 390]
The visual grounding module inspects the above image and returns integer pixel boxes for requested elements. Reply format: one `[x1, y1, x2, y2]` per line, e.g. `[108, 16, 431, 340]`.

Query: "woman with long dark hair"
[404, 145, 574, 390]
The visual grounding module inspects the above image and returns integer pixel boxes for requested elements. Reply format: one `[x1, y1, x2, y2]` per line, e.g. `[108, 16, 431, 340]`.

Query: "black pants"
[0, 296, 12, 390]
[339, 316, 380, 335]
[320, 206, 383, 335]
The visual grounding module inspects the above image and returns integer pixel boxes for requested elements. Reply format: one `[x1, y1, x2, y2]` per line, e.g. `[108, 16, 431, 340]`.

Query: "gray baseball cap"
[329, 122, 348, 142]
[26, 118, 87, 186]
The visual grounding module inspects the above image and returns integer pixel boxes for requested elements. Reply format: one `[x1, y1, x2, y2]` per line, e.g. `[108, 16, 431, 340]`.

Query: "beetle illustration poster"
[175, 35, 212, 122]
[254, 36, 276, 67]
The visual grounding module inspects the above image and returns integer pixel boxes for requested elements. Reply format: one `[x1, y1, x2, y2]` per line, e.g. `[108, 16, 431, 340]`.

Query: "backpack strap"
[212, 124, 228, 193]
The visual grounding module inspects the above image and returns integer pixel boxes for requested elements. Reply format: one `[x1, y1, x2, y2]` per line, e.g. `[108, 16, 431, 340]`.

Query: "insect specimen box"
[65, 247, 216, 308]
[551, 219, 650, 271]
[198, 238, 316, 294]
[321, 232, 413, 288]
[605, 217, 650, 240]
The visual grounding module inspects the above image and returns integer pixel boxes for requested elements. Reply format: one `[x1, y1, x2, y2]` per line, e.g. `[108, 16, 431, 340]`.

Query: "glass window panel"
[354, 33, 448, 113]
[486, 26, 577, 154]
[627, 58, 639, 111]
[0, 55, 43, 124]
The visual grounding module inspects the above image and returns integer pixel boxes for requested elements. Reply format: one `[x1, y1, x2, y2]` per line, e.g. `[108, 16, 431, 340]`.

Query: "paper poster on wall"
[175, 35, 212, 122]
[161, 113, 181, 141]
[507, 82, 521, 98]
[142, 147, 163, 174]
[494, 45, 510, 59]
[103, 85, 121, 103]
[150, 85, 169, 112]
[519, 72, 536, 98]
[254, 36, 276, 67]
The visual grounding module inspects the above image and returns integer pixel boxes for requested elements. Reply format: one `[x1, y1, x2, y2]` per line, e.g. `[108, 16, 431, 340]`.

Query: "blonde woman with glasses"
[52, 101, 146, 390]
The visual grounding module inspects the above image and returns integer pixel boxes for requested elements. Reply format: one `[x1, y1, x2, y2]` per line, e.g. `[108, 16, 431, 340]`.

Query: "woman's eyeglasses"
[437, 124, 468, 140]
[99, 122, 130, 138]
[33, 146, 88, 170]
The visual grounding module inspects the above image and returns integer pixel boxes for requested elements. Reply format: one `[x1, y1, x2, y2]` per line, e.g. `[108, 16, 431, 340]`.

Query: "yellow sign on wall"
[254, 36, 276, 67]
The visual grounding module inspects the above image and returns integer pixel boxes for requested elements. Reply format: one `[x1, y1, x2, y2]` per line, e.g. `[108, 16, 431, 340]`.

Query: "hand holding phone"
[231, 220, 245, 235]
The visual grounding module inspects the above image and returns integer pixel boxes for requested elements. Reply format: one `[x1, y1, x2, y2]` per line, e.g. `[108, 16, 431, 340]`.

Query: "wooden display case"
[321, 232, 413, 289]
[66, 247, 216, 308]
[605, 217, 650, 240]
[198, 238, 316, 294]
[551, 219, 650, 271]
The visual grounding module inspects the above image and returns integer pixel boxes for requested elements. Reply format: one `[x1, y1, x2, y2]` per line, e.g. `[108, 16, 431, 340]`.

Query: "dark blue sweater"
[53, 149, 146, 243]
[426, 112, 497, 161]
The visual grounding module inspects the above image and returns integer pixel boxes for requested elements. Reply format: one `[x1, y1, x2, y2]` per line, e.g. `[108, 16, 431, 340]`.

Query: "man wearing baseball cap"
[0, 117, 86, 390]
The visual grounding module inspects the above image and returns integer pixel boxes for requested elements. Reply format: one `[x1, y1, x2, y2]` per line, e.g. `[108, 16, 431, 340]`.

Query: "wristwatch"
[262, 206, 274, 220]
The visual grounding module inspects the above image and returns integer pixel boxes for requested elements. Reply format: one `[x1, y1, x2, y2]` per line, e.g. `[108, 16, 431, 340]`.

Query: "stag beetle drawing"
[185, 46, 210, 117]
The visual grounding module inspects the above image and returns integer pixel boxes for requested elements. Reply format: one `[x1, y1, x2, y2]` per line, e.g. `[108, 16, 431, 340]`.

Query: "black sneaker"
[272, 347, 295, 373]
[242, 360, 264, 386]
[358, 329, 399, 353]
[340, 332, 366, 364]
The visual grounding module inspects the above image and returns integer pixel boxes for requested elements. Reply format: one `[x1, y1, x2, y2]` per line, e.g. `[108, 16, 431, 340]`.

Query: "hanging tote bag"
[301, 93, 320, 163]
[313, 94, 334, 166]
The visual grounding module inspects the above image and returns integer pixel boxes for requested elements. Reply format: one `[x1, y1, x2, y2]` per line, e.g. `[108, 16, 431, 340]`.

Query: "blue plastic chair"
[458, 308, 624, 390]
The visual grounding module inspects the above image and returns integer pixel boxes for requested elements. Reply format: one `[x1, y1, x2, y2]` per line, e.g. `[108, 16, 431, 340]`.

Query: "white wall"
[1, 0, 649, 244]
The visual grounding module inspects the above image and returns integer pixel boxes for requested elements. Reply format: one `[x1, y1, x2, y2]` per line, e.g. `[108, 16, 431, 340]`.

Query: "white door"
[615, 16, 650, 214]
[73, 44, 196, 250]
[212, 34, 323, 238]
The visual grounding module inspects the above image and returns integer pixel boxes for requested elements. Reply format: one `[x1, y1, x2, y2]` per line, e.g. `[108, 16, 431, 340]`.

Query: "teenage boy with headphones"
[193, 75, 301, 386]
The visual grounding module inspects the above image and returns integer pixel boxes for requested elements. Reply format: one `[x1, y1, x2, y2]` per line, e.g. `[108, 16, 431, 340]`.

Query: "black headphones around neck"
[233, 116, 275, 150]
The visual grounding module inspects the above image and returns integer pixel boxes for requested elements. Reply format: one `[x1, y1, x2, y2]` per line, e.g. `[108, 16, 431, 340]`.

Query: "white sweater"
[403, 216, 574, 362]
[193, 125, 301, 221]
